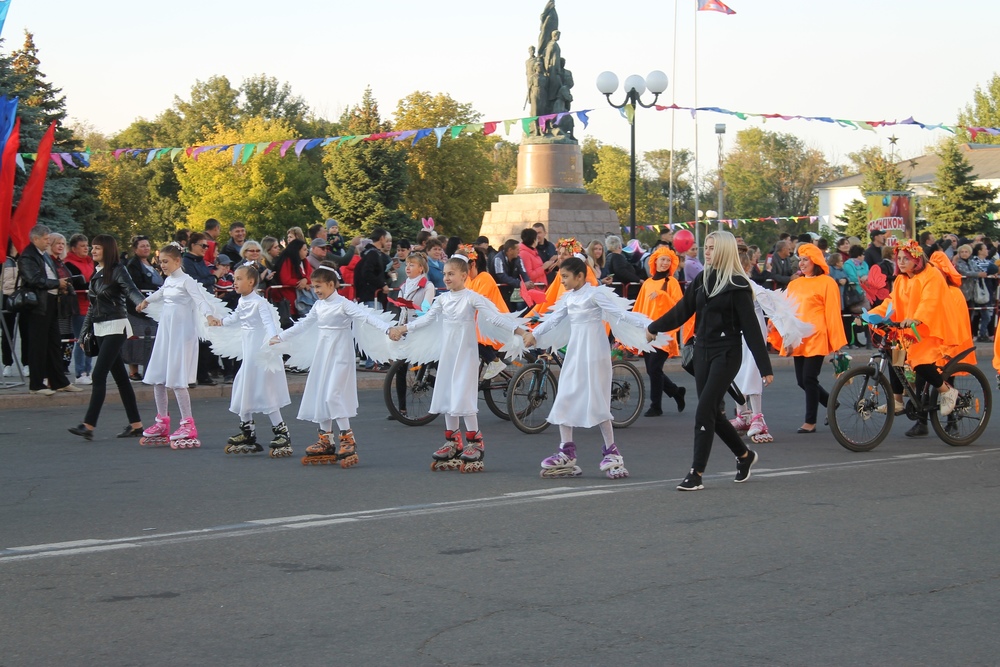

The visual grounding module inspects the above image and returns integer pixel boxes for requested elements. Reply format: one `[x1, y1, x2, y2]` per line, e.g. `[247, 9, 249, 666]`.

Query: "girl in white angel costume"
[523, 257, 668, 479]
[729, 250, 813, 443]
[269, 263, 393, 468]
[389, 256, 528, 473]
[136, 243, 226, 446]
[206, 264, 293, 457]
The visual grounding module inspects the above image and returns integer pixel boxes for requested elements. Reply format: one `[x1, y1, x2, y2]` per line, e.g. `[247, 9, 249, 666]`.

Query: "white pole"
[693, 2, 700, 255]
[668, 0, 679, 230]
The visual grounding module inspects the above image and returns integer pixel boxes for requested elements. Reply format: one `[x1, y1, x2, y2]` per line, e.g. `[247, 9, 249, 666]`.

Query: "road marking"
[3, 447, 999, 564]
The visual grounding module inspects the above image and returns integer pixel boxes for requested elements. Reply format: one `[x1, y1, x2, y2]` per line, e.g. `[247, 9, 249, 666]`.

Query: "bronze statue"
[537, 1, 558, 60]
[526, 1, 574, 141]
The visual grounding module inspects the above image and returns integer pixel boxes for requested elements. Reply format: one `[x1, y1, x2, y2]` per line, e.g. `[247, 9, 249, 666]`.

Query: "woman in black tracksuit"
[646, 231, 773, 491]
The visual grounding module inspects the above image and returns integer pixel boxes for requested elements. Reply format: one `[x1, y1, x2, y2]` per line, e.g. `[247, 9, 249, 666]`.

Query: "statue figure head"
[528, 46, 535, 56]
[552, 30, 560, 40]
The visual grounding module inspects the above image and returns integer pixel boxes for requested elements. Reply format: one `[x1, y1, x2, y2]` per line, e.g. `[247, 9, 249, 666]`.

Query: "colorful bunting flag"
[698, 0, 736, 14]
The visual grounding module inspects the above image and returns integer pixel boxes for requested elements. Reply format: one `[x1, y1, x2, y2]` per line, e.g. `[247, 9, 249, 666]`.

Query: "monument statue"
[537, 1, 558, 57]
[525, 3, 574, 140]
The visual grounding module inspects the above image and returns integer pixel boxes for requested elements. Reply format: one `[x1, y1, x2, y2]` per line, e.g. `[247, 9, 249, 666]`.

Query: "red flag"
[11, 120, 56, 252]
[698, 0, 736, 14]
[519, 278, 547, 309]
[0, 118, 20, 257]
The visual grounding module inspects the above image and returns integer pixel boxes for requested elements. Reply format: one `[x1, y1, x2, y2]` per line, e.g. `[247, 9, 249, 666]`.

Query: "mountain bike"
[382, 359, 513, 426]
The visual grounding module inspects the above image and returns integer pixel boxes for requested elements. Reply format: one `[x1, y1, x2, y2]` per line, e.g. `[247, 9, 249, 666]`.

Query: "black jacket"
[354, 246, 387, 303]
[81, 265, 145, 333]
[863, 243, 883, 269]
[182, 252, 216, 292]
[17, 243, 60, 316]
[606, 252, 642, 284]
[648, 271, 772, 376]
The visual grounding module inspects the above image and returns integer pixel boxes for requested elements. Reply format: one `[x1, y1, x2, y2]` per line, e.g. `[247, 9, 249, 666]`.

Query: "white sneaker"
[2, 365, 11, 377]
[876, 398, 905, 415]
[57, 384, 83, 393]
[76, 373, 92, 385]
[23, 365, 29, 376]
[30, 388, 55, 396]
[481, 359, 507, 381]
[939, 386, 959, 417]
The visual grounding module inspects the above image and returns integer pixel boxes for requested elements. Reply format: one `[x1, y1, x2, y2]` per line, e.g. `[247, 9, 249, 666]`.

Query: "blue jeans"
[71, 314, 92, 378]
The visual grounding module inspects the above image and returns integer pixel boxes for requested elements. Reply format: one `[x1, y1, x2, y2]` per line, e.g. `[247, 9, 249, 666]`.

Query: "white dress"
[143, 272, 219, 389]
[223, 292, 290, 416]
[734, 282, 769, 397]
[279, 293, 391, 424]
[405, 289, 516, 417]
[532, 283, 652, 428]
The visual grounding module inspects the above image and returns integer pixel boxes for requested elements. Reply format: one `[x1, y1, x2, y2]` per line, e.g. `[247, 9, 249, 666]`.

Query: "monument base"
[479, 192, 621, 247]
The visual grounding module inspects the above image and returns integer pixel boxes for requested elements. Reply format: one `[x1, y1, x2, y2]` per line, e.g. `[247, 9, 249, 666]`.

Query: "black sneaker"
[677, 469, 704, 491]
[198, 377, 216, 386]
[223, 376, 234, 385]
[117, 425, 143, 438]
[643, 406, 663, 417]
[675, 386, 686, 412]
[905, 422, 928, 438]
[735, 450, 758, 483]
[68, 424, 94, 441]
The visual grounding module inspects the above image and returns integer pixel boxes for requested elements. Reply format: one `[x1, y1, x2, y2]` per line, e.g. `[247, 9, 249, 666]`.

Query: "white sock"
[336, 417, 351, 432]
[598, 420, 614, 447]
[153, 384, 169, 416]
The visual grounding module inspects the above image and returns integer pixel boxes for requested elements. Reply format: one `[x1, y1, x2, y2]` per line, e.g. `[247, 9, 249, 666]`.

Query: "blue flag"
[0, 0, 11, 39]
[0, 95, 19, 172]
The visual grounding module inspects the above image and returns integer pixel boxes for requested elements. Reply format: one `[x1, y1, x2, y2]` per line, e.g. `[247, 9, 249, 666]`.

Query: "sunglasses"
[245, 249, 261, 253]
[198, 243, 209, 249]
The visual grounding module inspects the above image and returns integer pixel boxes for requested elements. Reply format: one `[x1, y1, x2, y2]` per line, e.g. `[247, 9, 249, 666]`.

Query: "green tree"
[158, 75, 240, 146]
[922, 140, 1000, 236]
[314, 88, 413, 239]
[838, 146, 910, 240]
[957, 73, 1000, 145]
[239, 74, 309, 133]
[644, 148, 694, 223]
[176, 118, 325, 241]
[394, 91, 506, 241]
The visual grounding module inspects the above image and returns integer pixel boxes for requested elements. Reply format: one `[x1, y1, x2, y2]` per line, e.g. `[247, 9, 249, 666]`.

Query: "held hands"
[136, 300, 148, 313]
[206, 316, 222, 327]
[387, 326, 406, 341]
[521, 331, 537, 348]
[645, 330, 657, 343]
[268, 335, 282, 346]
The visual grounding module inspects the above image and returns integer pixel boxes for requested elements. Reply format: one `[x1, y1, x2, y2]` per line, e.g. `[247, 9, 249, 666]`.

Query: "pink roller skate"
[747, 413, 773, 443]
[730, 409, 751, 435]
[169, 417, 201, 449]
[540, 442, 582, 479]
[140, 415, 171, 447]
[599, 443, 629, 480]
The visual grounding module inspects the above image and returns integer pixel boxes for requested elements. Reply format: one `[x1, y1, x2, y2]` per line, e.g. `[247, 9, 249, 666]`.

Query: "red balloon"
[673, 229, 694, 254]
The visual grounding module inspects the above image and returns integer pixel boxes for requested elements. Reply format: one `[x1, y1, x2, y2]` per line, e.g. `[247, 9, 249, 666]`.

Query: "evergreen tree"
[922, 140, 1000, 236]
[0, 32, 104, 236]
[314, 88, 414, 239]
[837, 146, 910, 241]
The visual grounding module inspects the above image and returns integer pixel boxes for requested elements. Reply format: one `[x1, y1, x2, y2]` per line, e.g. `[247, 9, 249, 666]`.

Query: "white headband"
[573, 252, 586, 261]
[314, 265, 341, 280]
[450, 254, 470, 263]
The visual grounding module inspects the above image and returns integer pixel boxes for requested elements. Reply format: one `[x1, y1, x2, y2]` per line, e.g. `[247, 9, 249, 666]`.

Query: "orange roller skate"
[302, 431, 338, 466]
[336, 430, 359, 469]
[431, 430, 464, 471]
[459, 431, 485, 473]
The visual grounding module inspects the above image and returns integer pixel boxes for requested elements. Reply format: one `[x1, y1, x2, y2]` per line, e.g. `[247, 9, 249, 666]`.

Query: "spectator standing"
[220, 222, 247, 264]
[326, 219, 346, 256]
[173, 229, 191, 249]
[532, 223, 559, 281]
[2, 241, 30, 377]
[64, 233, 95, 384]
[605, 235, 643, 287]
[863, 230, 885, 268]
[203, 219, 221, 264]
[519, 227, 548, 287]
[286, 227, 305, 245]
[354, 228, 392, 307]
[766, 240, 798, 289]
[654, 227, 674, 249]
[474, 236, 497, 269]
[586, 239, 611, 284]
[682, 244, 704, 286]
[48, 234, 82, 378]
[306, 238, 328, 271]
[183, 233, 219, 386]
[424, 237, 447, 290]
[124, 235, 163, 380]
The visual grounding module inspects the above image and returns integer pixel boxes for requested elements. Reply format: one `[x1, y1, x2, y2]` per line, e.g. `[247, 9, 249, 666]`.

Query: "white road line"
[3, 447, 999, 564]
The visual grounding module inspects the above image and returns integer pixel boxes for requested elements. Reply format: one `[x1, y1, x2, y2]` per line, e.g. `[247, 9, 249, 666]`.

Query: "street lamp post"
[596, 70, 669, 240]
[715, 123, 726, 231]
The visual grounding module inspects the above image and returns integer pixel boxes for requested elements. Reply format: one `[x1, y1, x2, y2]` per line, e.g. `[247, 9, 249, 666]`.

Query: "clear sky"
[2, 0, 997, 171]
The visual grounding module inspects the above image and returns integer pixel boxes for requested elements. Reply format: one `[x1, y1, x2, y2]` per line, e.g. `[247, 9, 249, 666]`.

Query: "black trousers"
[84, 333, 142, 427]
[692, 344, 748, 473]
[27, 295, 69, 391]
[889, 362, 944, 425]
[793, 355, 829, 425]
[2, 302, 30, 367]
[643, 348, 680, 409]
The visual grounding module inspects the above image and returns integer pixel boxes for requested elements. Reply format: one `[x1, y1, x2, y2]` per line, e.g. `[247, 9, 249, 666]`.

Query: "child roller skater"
[522, 257, 667, 479]
[208, 265, 293, 457]
[136, 243, 224, 449]
[270, 263, 393, 468]
[389, 255, 528, 473]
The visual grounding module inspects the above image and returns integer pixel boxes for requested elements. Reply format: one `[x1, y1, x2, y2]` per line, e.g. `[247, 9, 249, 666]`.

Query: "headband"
[313, 265, 341, 280]
[449, 254, 470, 263]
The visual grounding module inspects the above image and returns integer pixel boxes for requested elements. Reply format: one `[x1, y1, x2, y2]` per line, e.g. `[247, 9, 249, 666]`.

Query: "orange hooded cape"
[769, 250, 848, 357]
[928, 251, 977, 365]
[868, 259, 948, 367]
[632, 246, 682, 356]
[467, 270, 510, 348]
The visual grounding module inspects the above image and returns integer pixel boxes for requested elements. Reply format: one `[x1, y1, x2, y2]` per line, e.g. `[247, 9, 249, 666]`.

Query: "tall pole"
[692, 2, 701, 256]
[717, 129, 724, 231]
[629, 94, 637, 240]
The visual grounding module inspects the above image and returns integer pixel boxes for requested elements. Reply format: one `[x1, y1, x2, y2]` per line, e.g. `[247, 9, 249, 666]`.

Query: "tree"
[176, 118, 326, 241]
[239, 74, 309, 133]
[158, 75, 240, 146]
[314, 88, 413, 239]
[394, 91, 506, 241]
[838, 146, 910, 240]
[587, 142, 631, 232]
[0, 32, 105, 236]
[957, 73, 1000, 145]
[644, 148, 694, 223]
[922, 140, 1000, 236]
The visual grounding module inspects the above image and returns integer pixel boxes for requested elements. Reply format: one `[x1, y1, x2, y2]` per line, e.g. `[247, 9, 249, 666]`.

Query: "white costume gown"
[532, 283, 651, 428]
[223, 292, 290, 415]
[734, 282, 769, 396]
[405, 289, 516, 417]
[279, 293, 391, 424]
[143, 271, 219, 389]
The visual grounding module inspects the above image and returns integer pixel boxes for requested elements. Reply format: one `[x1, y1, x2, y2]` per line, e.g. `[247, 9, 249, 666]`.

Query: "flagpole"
[693, 0, 701, 255]
[668, 0, 679, 230]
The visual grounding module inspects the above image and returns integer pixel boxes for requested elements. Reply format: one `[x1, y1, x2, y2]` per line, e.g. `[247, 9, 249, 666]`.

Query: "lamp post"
[715, 123, 726, 231]
[699, 210, 717, 251]
[596, 70, 669, 240]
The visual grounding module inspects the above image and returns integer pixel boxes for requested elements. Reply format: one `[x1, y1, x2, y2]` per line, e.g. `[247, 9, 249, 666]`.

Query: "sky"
[2, 0, 997, 174]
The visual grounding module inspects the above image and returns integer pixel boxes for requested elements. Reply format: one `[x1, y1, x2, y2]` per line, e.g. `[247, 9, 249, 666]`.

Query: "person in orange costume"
[462, 246, 510, 381]
[927, 250, 977, 365]
[527, 239, 598, 318]
[768, 243, 847, 433]
[868, 240, 960, 437]
[632, 246, 686, 415]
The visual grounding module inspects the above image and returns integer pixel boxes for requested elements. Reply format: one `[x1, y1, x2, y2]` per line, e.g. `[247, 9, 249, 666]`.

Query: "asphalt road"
[1, 360, 999, 666]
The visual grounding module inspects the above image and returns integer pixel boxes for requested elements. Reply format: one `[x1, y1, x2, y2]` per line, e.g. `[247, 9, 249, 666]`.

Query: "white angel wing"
[204, 324, 243, 360]
[143, 299, 164, 323]
[395, 320, 443, 364]
[478, 312, 528, 360]
[354, 311, 397, 364]
[756, 289, 815, 350]
[607, 312, 671, 353]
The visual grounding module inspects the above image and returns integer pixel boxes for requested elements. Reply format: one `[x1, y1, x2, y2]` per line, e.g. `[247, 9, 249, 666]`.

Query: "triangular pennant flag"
[576, 110, 589, 128]
[294, 139, 310, 158]
[483, 122, 497, 135]
[146, 149, 158, 165]
[279, 140, 296, 157]
[433, 127, 447, 148]
[241, 143, 255, 164]
[263, 141, 281, 155]
[232, 144, 244, 165]
[450, 125, 466, 139]
[697, 0, 736, 14]
[170, 147, 183, 161]
[624, 104, 635, 125]
[412, 128, 433, 145]
[503, 119, 516, 135]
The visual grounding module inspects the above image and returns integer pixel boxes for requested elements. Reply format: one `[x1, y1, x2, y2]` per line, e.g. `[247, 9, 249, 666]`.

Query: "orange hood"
[647, 246, 679, 277]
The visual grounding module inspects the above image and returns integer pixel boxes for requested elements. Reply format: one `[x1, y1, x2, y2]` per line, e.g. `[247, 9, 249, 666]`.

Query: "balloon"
[673, 229, 694, 254]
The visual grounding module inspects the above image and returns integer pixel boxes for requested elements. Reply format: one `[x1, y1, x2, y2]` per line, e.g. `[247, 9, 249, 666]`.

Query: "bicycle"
[382, 359, 513, 426]
[505, 350, 645, 435]
[827, 322, 991, 452]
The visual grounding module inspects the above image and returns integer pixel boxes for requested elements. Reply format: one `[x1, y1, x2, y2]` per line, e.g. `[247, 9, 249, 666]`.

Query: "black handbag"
[842, 284, 867, 314]
[80, 328, 99, 357]
[680, 337, 696, 376]
[10, 274, 39, 313]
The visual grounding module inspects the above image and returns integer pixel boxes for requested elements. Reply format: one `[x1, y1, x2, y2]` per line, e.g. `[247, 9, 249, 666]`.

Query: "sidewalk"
[0, 354, 800, 411]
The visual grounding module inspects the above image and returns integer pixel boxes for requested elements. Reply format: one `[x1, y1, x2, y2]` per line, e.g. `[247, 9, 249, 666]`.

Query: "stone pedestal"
[479, 139, 620, 246]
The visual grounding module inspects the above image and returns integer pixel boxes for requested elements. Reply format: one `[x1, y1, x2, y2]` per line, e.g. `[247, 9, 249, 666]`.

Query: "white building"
[816, 143, 1000, 230]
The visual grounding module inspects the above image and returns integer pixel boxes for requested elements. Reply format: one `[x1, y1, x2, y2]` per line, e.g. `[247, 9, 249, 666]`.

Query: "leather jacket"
[81, 264, 145, 333]
[17, 244, 60, 316]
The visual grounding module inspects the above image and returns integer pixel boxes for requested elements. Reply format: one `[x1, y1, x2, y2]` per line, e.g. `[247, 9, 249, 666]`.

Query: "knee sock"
[598, 420, 615, 447]
[445, 414, 460, 431]
[749, 394, 762, 416]
[154, 384, 169, 416]
[266, 410, 283, 427]
[463, 414, 479, 434]
[239, 411, 253, 423]
[559, 424, 573, 444]
[174, 388, 193, 421]
[320, 419, 334, 433]
[336, 417, 351, 431]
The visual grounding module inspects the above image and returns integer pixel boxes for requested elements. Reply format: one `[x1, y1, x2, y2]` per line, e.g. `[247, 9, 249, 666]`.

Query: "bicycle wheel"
[506, 363, 557, 434]
[930, 363, 991, 446]
[382, 359, 438, 427]
[610, 361, 644, 428]
[482, 369, 513, 421]
[828, 365, 894, 452]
